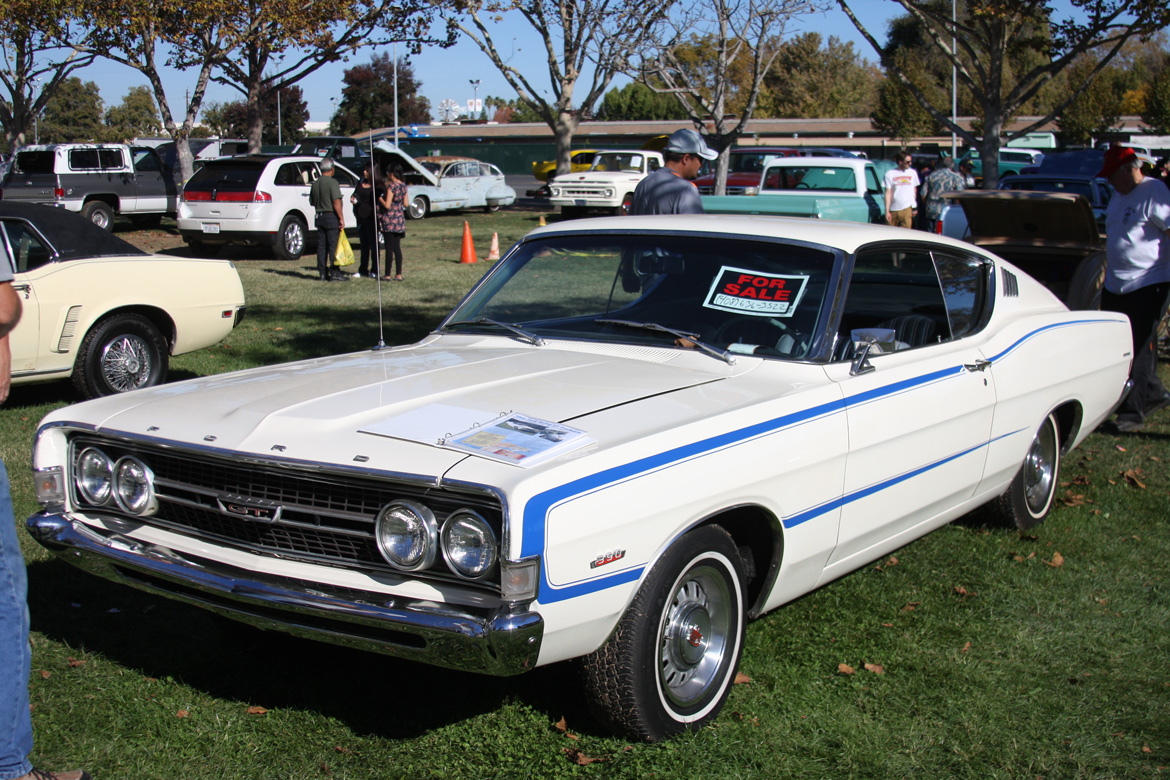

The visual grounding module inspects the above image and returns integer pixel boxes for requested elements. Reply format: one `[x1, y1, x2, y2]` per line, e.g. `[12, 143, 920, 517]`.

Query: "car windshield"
[762, 166, 857, 192]
[444, 233, 836, 361]
[590, 153, 644, 173]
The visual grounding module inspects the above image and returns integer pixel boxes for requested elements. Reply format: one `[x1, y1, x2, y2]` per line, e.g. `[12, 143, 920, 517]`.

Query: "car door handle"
[11, 283, 31, 300]
[963, 359, 991, 372]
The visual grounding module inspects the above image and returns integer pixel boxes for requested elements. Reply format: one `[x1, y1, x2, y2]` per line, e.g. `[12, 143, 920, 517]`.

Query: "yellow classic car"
[531, 149, 599, 182]
[1, 202, 246, 398]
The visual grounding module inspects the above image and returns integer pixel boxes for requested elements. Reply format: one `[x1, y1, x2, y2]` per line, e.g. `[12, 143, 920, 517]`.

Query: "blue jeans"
[0, 461, 33, 779]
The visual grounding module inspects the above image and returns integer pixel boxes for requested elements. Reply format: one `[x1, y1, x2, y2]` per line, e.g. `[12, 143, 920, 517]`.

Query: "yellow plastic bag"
[334, 231, 355, 267]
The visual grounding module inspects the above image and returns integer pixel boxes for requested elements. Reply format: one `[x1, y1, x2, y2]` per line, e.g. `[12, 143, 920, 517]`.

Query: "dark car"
[694, 147, 802, 194]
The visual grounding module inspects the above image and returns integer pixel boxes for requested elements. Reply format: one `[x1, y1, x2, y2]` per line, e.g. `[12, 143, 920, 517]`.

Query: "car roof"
[0, 202, 147, 259]
[524, 214, 986, 256]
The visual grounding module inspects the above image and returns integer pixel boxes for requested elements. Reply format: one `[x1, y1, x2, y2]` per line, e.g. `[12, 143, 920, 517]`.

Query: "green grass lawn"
[5, 209, 1170, 779]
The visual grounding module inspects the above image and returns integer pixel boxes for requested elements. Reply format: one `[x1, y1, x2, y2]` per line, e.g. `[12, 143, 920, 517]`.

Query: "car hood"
[952, 190, 1101, 249]
[56, 336, 740, 473]
[371, 141, 438, 187]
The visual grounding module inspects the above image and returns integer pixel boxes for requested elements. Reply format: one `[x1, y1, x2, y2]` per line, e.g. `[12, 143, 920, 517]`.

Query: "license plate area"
[201, 223, 221, 234]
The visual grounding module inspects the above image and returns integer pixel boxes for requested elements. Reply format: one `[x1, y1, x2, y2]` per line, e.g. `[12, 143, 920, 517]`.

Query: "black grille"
[70, 436, 503, 593]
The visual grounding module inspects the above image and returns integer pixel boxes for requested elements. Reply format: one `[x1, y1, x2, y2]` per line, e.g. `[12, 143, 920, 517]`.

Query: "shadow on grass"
[26, 557, 597, 739]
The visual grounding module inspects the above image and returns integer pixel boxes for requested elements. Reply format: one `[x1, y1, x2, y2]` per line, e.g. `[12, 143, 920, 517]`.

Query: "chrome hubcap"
[659, 565, 731, 708]
[1023, 420, 1057, 515]
[100, 334, 152, 392]
[285, 224, 304, 255]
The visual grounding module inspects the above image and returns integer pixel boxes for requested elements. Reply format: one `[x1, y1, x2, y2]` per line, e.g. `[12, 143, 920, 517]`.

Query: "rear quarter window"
[13, 151, 54, 175]
[69, 149, 125, 170]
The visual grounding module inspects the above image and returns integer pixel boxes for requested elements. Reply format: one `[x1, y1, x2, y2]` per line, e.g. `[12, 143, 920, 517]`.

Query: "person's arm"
[332, 183, 345, 227]
[884, 180, 894, 224]
[0, 283, 23, 403]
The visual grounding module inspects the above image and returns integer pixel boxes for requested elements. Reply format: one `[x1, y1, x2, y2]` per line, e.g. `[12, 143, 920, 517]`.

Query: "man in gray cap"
[631, 128, 719, 215]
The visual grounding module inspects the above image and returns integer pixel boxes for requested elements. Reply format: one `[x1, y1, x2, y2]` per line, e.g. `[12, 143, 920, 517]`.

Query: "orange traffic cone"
[538, 214, 547, 227]
[487, 232, 500, 261]
[459, 221, 477, 264]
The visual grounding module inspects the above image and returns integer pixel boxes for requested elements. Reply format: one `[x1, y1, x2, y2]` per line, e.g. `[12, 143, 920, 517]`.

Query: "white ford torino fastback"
[28, 215, 1131, 741]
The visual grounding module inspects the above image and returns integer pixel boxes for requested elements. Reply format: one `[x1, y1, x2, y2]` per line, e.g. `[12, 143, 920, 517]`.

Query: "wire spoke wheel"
[100, 333, 154, 393]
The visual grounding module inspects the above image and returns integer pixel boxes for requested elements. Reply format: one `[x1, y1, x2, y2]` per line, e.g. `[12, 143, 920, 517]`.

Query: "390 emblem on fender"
[590, 549, 626, 569]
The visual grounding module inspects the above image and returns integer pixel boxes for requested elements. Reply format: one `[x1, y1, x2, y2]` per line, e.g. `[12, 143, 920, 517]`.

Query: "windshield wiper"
[444, 318, 545, 346]
[596, 319, 735, 365]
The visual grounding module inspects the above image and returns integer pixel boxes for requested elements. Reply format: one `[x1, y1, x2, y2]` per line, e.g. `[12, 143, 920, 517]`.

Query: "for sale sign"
[703, 266, 809, 317]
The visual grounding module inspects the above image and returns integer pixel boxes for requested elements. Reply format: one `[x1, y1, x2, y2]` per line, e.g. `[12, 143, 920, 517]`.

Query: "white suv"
[177, 155, 359, 259]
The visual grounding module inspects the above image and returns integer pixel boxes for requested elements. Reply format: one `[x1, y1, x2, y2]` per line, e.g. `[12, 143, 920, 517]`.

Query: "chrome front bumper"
[28, 512, 543, 676]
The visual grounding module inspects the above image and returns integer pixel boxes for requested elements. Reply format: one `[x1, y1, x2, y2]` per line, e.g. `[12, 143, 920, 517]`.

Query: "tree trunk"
[553, 109, 578, 177]
[246, 79, 265, 153]
[980, 111, 1003, 189]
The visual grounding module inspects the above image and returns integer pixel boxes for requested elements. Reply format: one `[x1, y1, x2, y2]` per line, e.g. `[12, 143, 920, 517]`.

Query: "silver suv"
[177, 155, 359, 259]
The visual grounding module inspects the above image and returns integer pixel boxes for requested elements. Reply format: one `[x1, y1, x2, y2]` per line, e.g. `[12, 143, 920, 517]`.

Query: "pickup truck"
[701, 157, 886, 223]
[548, 149, 666, 216]
[0, 143, 177, 230]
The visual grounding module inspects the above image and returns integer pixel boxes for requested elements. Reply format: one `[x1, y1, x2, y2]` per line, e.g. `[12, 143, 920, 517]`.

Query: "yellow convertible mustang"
[0, 202, 246, 398]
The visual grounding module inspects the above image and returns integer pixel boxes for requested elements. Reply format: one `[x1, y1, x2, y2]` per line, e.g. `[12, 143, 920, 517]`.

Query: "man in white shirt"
[1099, 146, 1170, 432]
[883, 151, 920, 229]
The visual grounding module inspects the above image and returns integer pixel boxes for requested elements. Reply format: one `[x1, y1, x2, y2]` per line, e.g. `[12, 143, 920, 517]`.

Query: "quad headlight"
[375, 500, 438, 571]
[441, 510, 498, 580]
[74, 448, 157, 516]
[76, 447, 114, 504]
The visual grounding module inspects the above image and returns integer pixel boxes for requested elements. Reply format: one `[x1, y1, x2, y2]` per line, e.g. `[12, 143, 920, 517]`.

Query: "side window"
[648, 157, 660, 172]
[866, 168, 882, 194]
[99, 149, 125, 170]
[931, 251, 990, 339]
[333, 167, 357, 187]
[834, 249, 950, 358]
[300, 163, 320, 184]
[132, 148, 160, 172]
[274, 163, 304, 186]
[0, 220, 54, 273]
[69, 149, 100, 170]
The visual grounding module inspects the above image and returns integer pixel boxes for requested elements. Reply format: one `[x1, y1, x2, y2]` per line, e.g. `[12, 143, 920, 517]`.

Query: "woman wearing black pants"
[351, 164, 382, 278]
[379, 163, 407, 281]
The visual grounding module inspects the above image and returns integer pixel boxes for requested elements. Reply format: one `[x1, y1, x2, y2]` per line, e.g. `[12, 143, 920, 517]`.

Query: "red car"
[693, 147, 803, 194]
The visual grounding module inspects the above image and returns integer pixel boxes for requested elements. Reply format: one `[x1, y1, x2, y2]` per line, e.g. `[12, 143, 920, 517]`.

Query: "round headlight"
[550, 187, 560, 197]
[76, 447, 113, 505]
[112, 457, 157, 515]
[375, 500, 438, 571]
[604, 188, 615, 198]
[441, 510, 498, 579]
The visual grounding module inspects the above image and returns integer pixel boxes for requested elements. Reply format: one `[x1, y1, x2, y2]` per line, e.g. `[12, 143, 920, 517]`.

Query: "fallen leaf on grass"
[176, 710, 188, 719]
[734, 672, 752, 685]
[246, 706, 268, 715]
[886, 556, 899, 567]
[1059, 492, 1087, 507]
[1143, 745, 1152, 753]
[900, 601, 921, 612]
[954, 586, 977, 597]
[553, 716, 579, 740]
[563, 747, 607, 766]
[1122, 469, 1147, 489]
[67, 658, 85, 668]
[838, 663, 856, 675]
[1071, 475, 1091, 485]
[961, 641, 971, 654]
[333, 747, 351, 754]
[1045, 552, 1065, 568]
[38, 670, 50, 680]
[863, 663, 885, 674]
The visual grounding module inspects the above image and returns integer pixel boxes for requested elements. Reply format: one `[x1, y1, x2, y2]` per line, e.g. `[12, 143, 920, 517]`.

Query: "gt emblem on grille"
[216, 494, 283, 524]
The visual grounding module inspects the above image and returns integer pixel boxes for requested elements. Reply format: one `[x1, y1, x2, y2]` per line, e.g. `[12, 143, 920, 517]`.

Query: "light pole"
[470, 79, 481, 119]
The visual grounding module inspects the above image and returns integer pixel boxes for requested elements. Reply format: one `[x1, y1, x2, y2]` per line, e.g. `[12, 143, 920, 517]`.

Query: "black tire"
[72, 314, 169, 399]
[407, 195, 429, 220]
[1067, 251, 1105, 311]
[81, 201, 115, 231]
[273, 214, 306, 260]
[581, 525, 746, 742]
[484, 201, 502, 213]
[990, 413, 1060, 530]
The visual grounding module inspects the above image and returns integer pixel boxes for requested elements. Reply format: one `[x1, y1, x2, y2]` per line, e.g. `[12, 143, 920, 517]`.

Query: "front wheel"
[581, 525, 745, 742]
[616, 192, 635, 216]
[407, 195, 429, 220]
[72, 314, 169, 398]
[990, 412, 1060, 530]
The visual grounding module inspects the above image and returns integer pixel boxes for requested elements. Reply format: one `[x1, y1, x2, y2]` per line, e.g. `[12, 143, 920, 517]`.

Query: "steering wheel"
[794, 182, 811, 189]
[714, 315, 794, 354]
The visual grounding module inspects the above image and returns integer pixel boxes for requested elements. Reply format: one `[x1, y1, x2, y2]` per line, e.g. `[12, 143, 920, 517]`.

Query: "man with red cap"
[1098, 145, 1170, 432]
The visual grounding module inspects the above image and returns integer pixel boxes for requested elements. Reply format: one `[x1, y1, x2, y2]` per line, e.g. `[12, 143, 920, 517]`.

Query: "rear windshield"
[13, 151, 54, 175]
[184, 163, 264, 192]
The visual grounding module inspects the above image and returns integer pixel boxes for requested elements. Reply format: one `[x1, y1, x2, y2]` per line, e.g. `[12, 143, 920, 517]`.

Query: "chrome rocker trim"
[27, 512, 543, 676]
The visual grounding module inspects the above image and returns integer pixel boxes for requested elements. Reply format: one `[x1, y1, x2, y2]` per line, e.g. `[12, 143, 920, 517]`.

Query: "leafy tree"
[39, 77, 104, 143]
[0, 0, 96, 149]
[638, 0, 826, 195]
[105, 85, 162, 141]
[761, 32, 880, 118]
[839, 0, 1170, 186]
[455, 0, 674, 177]
[1057, 54, 1122, 146]
[871, 63, 945, 144]
[212, 0, 454, 154]
[596, 81, 688, 121]
[1143, 57, 1170, 133]
[197, 86, 309, 145]
[332, 53, 430, 133]
[82, 0, 241, 181]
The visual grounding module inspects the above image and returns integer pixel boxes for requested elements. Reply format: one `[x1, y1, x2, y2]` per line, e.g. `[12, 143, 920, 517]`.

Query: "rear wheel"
[990, 413, 1060, 530]
[581, 525, 745, 742]
[616, 192, 635, 216]
[1067, 252, 1106, 310]
[273, 214, 306, 260]
[81, 201, 115, 231]
[73, 314, 169, 398]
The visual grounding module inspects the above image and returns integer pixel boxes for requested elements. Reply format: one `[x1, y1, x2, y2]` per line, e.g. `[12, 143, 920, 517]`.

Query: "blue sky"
[79, 1, 905, 128]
